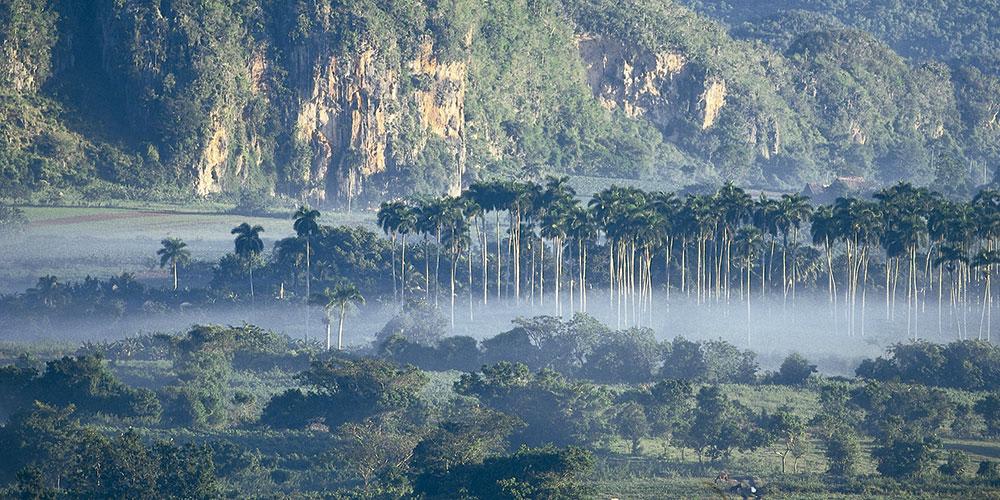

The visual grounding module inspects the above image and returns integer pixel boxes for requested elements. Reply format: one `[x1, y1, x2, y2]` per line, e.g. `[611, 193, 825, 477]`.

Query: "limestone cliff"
[5, 0, 997, 198]
[577, 34, 729, 132]
[294, 48, 392, 205]
[409, 38, 468, 195]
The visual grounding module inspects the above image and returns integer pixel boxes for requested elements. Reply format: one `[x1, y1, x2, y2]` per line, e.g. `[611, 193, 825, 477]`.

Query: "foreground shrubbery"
[1, 318, 998, 498]
[856, 340, 1000, 391]
[380, 307, 762, 385]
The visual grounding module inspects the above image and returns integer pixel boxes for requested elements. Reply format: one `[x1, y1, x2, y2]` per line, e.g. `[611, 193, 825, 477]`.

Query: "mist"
[2, 283, 970, 377]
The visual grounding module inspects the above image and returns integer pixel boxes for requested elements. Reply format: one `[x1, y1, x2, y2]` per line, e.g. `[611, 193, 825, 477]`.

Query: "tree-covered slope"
[1, 0, 997, 205]
[681, 0, 1000, 72]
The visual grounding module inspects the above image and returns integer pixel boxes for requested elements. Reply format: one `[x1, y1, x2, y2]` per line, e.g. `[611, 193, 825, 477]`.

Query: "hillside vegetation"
[1, 0, 998, 205]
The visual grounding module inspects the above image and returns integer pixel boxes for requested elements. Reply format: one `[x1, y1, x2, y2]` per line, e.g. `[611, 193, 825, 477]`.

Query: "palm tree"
[834, 198, 883, 337]
[466, 179, 512, 303]
[293, 206, 321, 299]
[413, 198, 440, 301]
[567, 205, 596, 313]
[378, 200, 406, 301]
[753, 195, 781, 299]
[157, 237, 191, 291]
[540, 176, 576, 315]
[971, 249, 999, 341]
[810, 205, 840, 334]
[29, 275, 61, 308]
[232, 222, 265, 298]
[311, 284, 365, 350]
[651, 191, 681, 301]
[734, 226, 763, 346]
[774, 193, 812, 303]
[441, 197, 471, 328]
[715, 183, 753, 302]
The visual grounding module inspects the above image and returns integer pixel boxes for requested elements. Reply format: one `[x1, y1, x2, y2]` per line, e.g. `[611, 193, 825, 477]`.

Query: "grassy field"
[0, 205, 374, 294]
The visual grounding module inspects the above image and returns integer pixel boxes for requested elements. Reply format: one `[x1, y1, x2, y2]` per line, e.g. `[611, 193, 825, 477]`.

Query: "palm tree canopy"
[293, 206, 321, 238]
[157, 237, 191, 268]
[232, 223, 265, 258]
[311, 284, 366, 313]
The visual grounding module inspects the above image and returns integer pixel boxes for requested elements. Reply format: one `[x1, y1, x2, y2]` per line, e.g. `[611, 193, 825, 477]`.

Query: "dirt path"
[32, 211, 175, 226]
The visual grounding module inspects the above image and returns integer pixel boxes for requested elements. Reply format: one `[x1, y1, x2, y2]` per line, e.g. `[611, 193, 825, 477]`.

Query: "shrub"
[824, 428, 861, 476]
[939, 450, 971, 477]
[774, 353, 817, 385]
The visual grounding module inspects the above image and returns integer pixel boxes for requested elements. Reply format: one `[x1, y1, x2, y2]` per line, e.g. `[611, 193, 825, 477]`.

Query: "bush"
[774, 353, 817, 385]
[873, 436, 942, 478]
[0, 205, 28, 236]
[824, 428, 861, 476]
[978, 460, 1000, 479]
[939, 450, 971, 477]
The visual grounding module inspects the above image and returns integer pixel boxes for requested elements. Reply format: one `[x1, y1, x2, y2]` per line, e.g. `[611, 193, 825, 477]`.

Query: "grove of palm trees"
[375, 179, 1000, 346]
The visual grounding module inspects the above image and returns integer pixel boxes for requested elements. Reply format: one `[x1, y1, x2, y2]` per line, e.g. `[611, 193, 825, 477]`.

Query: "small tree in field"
[824, 427, 861, 476]
[774, 353, 817, 385]
[157, 238, 191, 291]
[612, 401, 650, 456]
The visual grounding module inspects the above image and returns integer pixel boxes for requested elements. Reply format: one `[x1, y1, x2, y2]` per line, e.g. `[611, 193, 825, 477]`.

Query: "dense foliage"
[0, 318, 997, 497]
[1, 0, 998, 202]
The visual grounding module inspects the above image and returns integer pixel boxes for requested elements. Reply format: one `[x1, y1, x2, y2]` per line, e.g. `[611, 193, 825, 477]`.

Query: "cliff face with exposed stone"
[408, 39, 468, 196]
[577, 34, 724, 131]
[5, 0, 997, 200]
[293, 49, 392, 204]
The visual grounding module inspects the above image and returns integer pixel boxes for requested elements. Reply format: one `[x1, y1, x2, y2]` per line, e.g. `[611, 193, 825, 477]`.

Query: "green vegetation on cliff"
[1, 0, 998, 204]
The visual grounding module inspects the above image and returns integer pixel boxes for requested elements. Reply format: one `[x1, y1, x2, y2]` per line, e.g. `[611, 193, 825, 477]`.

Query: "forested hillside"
[1, 0, 998, 205]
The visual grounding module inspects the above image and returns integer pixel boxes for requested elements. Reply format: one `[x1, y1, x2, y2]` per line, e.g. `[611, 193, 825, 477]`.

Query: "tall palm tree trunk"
[325, 314, 332, 350]
[400, 236, 407, 303]
[338, 306, 346, 350]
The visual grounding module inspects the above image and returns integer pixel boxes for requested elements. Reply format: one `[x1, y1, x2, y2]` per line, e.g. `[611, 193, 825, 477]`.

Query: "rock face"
[295, 48, 392, 205]
[577, 34, 726, 132]
[289, 36, 469, 204]
[409, 39, 468, 195]
[5, 1, 997, 198]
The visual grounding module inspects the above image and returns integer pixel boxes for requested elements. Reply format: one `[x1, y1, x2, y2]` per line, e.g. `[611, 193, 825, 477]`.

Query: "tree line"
[375, 178, 1000, 341]
[5, 179, 1000, 347]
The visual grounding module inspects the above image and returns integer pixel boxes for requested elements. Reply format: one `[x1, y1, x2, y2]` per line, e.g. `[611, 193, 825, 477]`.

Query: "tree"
[311, 284, 365, 350]
[823, 427, 861, 476]
[975, 393, 1000, 436]
[413, 445, 595, 499]
[292, 205, 321, 298]
[939, 450, 972, 477]
[760, 406, 806, 473]
[157, 237, 191, 291]
[681, 386, 758, 462]
[612, 401, 650, 455]
[337, 416, 419, 497]
[231, 222, 264, 298]
[410, 405, 520, 476]
[773, 353, 817, 385]
[582, 327, 660, 383]
[27, 275, 61, 308]
[455, 362, 612, 448]
[873, 435, 942, 478]
[260, 357, 428, 429]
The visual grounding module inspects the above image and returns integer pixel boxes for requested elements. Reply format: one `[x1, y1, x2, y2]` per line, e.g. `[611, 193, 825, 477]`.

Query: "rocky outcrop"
[577, 33, 730, 133]
[295, 48, 393, 205]
[699, 78, 726, 129]
[409, 39, 468, 195]
[577, 34, 686, 121]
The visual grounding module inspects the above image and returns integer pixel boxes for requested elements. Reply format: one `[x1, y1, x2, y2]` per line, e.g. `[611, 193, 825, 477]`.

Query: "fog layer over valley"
[0, 285, 980, 377]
